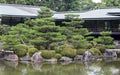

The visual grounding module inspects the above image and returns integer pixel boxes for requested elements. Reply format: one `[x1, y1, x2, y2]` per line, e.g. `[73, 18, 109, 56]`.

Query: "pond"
[0, 59, 120, 75]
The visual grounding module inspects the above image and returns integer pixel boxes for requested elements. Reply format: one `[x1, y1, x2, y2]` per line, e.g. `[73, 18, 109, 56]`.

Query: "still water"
[0, 59, 120, 75]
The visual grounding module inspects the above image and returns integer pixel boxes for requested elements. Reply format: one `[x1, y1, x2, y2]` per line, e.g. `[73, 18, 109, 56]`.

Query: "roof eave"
[2, 14, 38, 18]
[82, 17, 120, 20]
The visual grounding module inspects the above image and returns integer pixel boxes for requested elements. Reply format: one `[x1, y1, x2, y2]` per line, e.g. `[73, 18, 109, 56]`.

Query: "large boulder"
[104, 49, 117, 58]
[31, 52, 43, 62]
[83, 51, 92, 61]
[74, 55, 83, 61]
[4, 54, 18, 62]
[60, 56, 72, 62]
[0, 51, 4, 59]
[114, 41, 120, 49]
[116, 44, 120, 49]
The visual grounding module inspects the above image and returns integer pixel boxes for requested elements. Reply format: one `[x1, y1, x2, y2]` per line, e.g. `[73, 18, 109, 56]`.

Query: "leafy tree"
[102, 0, 120, 7]
[1, 35, 21, 51]
[9, 23, 31, 44]
[38, 7, 53, 18]
[63, 14, 84, 28]
[0, 0, 6, 3]
[93, 31, 115, 49]
[79, 0, 96, 10]
[0, 0, 97, 11]
[30, 18, 66, 49]
[0, 24, 10, 35]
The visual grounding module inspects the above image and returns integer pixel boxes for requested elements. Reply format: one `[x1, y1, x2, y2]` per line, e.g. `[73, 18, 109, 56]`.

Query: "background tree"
[102, 0, 120, 7]
[0, 0, 97, 11]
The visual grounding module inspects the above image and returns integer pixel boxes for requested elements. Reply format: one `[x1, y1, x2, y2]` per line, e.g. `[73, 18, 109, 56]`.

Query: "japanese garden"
[0, 0, 120, 75]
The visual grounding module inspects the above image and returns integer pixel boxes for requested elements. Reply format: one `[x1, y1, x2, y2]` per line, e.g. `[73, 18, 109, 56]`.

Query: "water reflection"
[110, 67, 119, 75]
[103, 57, 117, 62]
[0, 61, 5, 75]
[4, 61, 18, 68]
[32, 62, 42, 71]
[0, 59, 120, 75]
[21, 68, 27, 75]
[60, 61, 72, 65]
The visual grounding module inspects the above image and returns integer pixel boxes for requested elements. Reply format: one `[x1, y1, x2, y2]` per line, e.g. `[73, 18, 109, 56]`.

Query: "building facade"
[0, 4, 120, 38]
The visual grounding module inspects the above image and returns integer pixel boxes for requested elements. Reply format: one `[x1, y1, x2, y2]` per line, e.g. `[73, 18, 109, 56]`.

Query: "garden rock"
[60, 56, 72, 62]
[20, 55, 31, 61]
[74, 55, 83, 61]
[116, 44, 120, 49]
[45, 58, 57, 63]
[83, 51, 92, 61]
[31, 52, 43, 62]
[4, 54, 18, 62]
[104, 49, 117, 58]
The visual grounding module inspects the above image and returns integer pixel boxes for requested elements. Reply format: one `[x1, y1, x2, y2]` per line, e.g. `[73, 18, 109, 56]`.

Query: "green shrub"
[72, 39, 89, 49]
[14, 44, 38, 57]
[54, 45, 64, 53]
[96, 44, 106, 53]
[41, 50, 56, 59]
[101, 36, 114, 44]
[94, 36, 114, 45]
[50, 43, 64, 53]
[28, 47, 38, 56]
[86, 36, 94, 41]
[39, 46, 45, 50]
[14, 44, 28, 57]
[87, 43, 93, 49]
[54, 54, 62, 59]
[89, 48, 102, 55]
[76, 49, 86, 55]
[100, 31, 111, 36]
[105, 45, 115, 49]
[61, 44, 76, 58]
[50, 43, 58, 50]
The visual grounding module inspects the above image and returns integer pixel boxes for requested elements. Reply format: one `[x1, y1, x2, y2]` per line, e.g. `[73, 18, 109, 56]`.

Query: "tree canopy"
[1, 0, 120, 11]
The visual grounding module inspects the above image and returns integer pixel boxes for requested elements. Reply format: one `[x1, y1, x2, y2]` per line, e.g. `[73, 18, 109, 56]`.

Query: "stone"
[74, 55, 83, 61]
[104, 50, 117, 58]
[112, 51, 117, 57]
[45, 58, 57, 63]
[0, 51, 4, 59]
[31, 52, 43, 62]
[83, 51, 92, 61]
[4, 54, 18, 62]
[20, 55, 31, 61]
[60, 56, 72, 62]
[114, 41, 120, 49]
[116, 44, 120, 49]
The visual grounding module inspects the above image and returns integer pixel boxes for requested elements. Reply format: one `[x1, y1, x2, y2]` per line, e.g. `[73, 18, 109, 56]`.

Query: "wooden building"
[0, 4, 120, 38]
[53, 8, 120, 39]
[0, 4, 41, 25]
